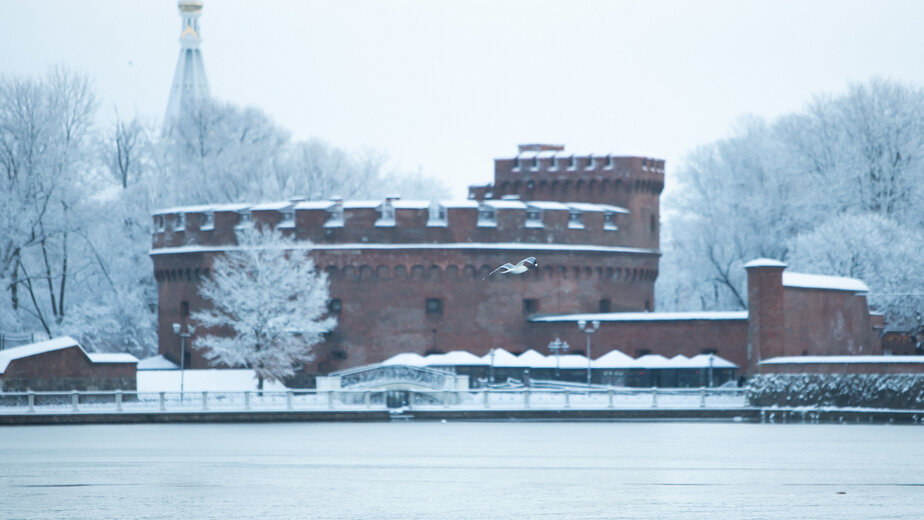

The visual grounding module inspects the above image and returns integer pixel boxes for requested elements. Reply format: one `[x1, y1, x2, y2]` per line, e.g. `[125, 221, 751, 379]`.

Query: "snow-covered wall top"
[530, 311, 749, 323]
[150, 197, 646, 252]
[761, 355, 924, 365]
[782, 272, 869, 293]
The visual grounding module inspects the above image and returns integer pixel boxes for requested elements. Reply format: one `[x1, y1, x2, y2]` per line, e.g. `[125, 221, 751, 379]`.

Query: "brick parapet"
[151, 199, 641, 250]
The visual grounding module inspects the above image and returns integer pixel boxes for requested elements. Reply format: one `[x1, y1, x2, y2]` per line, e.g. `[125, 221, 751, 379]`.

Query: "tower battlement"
[151, 198, 648, 251]
[468, 146, 664, 250]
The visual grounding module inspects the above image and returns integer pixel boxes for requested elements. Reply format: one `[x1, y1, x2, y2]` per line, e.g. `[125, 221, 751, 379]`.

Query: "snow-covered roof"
[634, 354, 672, 368]
[294, 201, 335, 210]
[380, 352, 427, 367]
[0, 336, 137, 373]
[556, 354, 592, 369]
[687, 354, 738, 369]
[743, 258, 788, 269]
[250, 201, 294, 211]
[137, 354, 179, 370]
[0, 336, 80, 373]
[342, 348, 739, 373]
[761, 355, 924, 365]
[594, 349, 636, 368]
[516, 349, 556, 368]
[441, 200, 480, 208]
[425, 351, 487, 366]
[86, 353, 138, 364]
[481, 200, 527, 210]
[343, 200, 381, 209]
[483, 348, 523, 367]
[152, 242, 660, 256]
[782, 272, 869, 293]
[525, 201, 570, 211]
[392, 200, 431, 209]
[514, 150, 625, 159]
[566, 202, 626, 213]
[530, 311, 748, 323]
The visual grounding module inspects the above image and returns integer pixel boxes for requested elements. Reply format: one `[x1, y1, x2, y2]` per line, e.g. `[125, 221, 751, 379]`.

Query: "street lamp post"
[548, 337, 569, 378]
[577, 320, 600, 386]
[708, 353, 715, 388]
[172, 323, 196, 399]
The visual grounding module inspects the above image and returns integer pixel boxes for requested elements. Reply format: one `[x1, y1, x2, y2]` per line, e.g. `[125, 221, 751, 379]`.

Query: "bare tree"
[0, 68, 97, 334]
[101, 114, 148, 189]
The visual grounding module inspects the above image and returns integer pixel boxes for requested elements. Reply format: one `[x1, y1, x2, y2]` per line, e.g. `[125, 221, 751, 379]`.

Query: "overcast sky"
[3, 0, 924, 198]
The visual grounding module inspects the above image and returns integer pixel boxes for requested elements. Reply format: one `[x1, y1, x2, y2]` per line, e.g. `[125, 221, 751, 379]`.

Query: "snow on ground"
[136, 369, 288, 392]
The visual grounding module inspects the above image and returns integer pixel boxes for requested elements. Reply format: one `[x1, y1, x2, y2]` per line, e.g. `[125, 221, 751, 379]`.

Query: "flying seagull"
[483, 257, 539, 280]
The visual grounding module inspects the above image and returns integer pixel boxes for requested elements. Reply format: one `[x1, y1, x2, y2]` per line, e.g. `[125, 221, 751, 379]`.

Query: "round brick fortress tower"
[151, 145, 664, 383]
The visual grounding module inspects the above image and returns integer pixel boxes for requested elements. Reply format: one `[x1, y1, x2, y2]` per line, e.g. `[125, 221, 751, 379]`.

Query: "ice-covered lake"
[1, 421, 922, 519]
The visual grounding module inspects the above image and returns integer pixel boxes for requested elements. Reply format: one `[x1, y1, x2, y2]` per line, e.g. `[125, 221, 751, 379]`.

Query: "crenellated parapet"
[468, 146, 665, 251]
[473, 150, 664, 204]
[150, 197, 646, 251]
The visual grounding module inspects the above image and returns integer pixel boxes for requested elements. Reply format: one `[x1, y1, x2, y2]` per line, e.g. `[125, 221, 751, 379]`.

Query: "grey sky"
[2, 0, 923, 198]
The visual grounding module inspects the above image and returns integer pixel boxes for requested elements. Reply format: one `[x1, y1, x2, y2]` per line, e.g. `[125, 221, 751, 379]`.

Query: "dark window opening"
[426, 298, 443, 314]
[523, 298, 540, 314]
[327, 298, 342, 314]
[180, 300, 189, 317]
[331, 349, 348, 360]
[635, 349, 651, 357]
[513, 157, 520, 169]
[599, 299, 611, 313]
[645, 300, 651, 311]
[650, 214, 657, 235]
[701, 348, 718, 355]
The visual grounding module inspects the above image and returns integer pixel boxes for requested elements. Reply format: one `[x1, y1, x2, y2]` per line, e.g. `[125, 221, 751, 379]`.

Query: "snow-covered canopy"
[374, 347, 737, 371]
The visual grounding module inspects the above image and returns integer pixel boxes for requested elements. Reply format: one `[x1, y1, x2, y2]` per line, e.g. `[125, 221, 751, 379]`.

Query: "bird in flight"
[483, 257, 539, 280]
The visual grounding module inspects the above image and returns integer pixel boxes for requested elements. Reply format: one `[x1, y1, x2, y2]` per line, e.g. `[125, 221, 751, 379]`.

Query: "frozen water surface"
[1, 421, 922, 519]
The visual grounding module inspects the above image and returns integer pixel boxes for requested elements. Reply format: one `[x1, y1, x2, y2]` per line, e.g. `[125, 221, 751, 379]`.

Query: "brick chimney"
[744, 258, 787, 376]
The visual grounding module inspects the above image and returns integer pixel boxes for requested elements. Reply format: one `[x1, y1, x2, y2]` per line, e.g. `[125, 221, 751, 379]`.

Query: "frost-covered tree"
[0, 68, 98, 335]
[192, 226, 336, 389]
[659, 78, 924, 334]
[272, 138, 451, 202]
[788, 214, 924, 334]
[158, 100, 449, 207]
[159, 98, 290, 205]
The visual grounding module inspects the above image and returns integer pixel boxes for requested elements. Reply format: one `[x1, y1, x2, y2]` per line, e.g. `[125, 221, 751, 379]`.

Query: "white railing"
[0, 387, 747, 415]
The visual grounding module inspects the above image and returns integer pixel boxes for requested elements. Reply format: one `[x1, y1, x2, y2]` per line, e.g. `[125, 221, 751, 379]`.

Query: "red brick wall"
[524, 319, 749, 368]
[154, 247, 659, 374]
[782, 287, 881, 356]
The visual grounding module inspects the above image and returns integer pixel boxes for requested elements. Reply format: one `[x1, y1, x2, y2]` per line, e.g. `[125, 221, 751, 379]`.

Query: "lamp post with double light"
[548, 337, 569, 378]
[577, 320, 600, 386]
[172, 322, 195, 399]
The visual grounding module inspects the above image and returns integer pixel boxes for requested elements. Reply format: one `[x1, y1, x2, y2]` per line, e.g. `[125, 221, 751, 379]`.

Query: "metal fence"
[0, 387, 747, 415]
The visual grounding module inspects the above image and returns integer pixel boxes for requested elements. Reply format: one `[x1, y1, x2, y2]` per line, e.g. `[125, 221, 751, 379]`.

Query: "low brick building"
[0, 337, 138, 392]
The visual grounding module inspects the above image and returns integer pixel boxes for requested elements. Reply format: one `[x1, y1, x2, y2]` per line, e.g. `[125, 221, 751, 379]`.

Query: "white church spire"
[164, 1, 210, 126]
